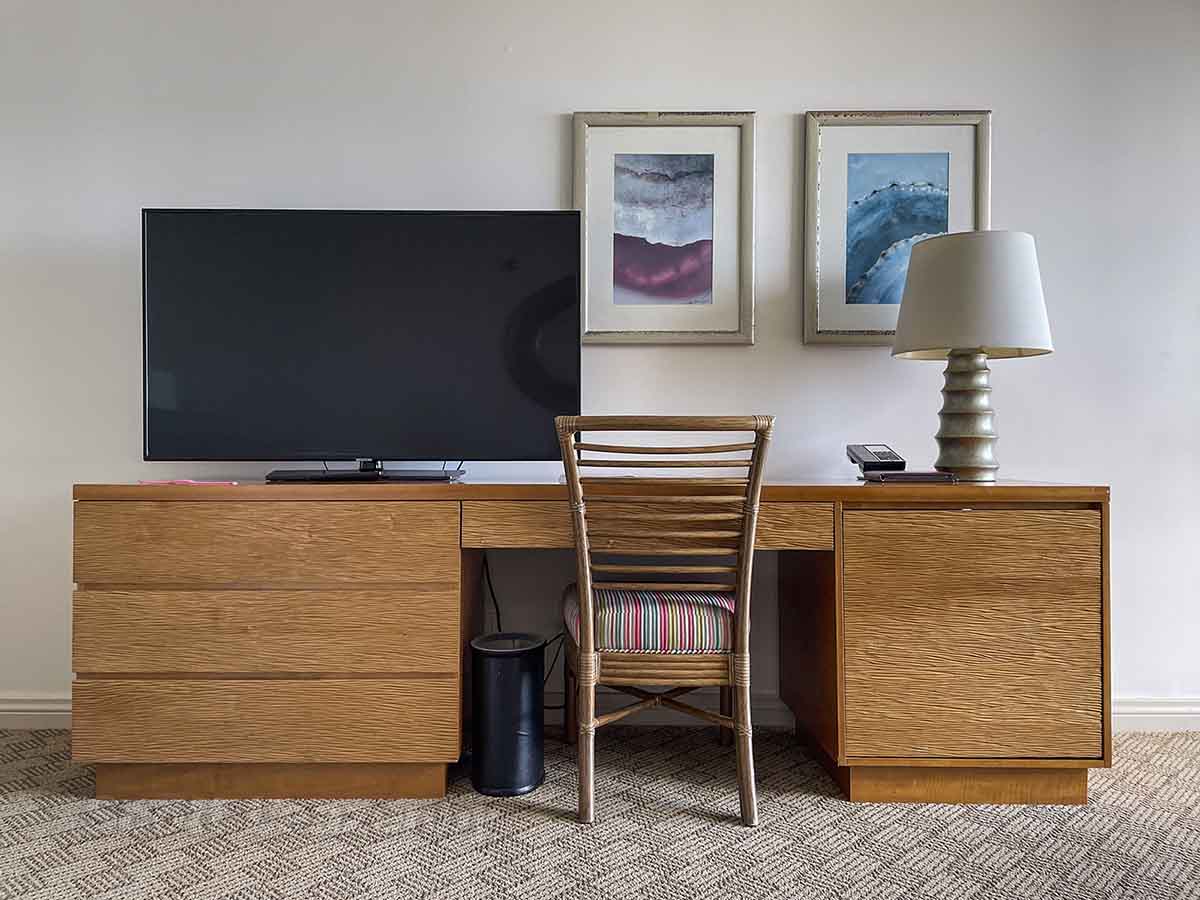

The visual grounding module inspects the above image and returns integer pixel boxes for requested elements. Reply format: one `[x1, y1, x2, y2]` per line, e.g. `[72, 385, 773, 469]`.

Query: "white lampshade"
[892, 231, 1053, 360]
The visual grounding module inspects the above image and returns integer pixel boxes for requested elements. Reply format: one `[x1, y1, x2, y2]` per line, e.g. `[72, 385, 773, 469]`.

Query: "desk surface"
[74, 479, 1109, 503]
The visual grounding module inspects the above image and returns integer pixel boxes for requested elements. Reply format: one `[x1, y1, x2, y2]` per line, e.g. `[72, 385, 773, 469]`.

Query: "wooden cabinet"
[72, 499, 464, 798]
[841, 508, 1104, 760]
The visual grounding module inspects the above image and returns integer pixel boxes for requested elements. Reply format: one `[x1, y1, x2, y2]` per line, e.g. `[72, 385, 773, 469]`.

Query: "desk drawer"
[462, 501, 573, 548]
[755, 502, 834, 550]
[72, 678, 459, 763]
[461, 500, 834, 550]
[74, 501, 459, 586]
[73, 588, 460, 674]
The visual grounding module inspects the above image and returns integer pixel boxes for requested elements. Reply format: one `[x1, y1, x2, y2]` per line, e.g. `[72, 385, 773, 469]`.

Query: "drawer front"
[462, 501, 572, 548]
[843, 508, 1103, 759]
[461, 500, 833, 550]
[74, 501, 459, 585]
[72, 678, 459, 762]
[73, 588, 460, 674]
[755, 502, 834, 550]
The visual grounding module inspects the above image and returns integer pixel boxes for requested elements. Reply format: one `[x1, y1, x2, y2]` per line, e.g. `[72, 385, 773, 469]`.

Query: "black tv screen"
[143, 209, 581, 461]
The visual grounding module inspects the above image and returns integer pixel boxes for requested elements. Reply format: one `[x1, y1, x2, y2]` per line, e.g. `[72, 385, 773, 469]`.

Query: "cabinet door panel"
[842, 509, 1103, 759]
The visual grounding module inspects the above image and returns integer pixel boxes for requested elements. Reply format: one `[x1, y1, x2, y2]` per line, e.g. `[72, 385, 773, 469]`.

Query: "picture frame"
[573, 111, 755, 344]
[803, 110, 991, 346]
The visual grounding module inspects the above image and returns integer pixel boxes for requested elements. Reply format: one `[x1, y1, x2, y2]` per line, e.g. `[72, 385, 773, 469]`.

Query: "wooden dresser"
[71, 480, 1109, 803]
[72, 496, 469, 799]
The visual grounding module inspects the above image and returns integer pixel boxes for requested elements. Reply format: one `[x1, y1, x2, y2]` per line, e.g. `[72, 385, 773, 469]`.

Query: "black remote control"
[846, 444, 907, 473]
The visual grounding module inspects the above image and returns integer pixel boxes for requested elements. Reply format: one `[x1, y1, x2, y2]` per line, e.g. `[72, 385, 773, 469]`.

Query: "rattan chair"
[555, 415, 774, 826]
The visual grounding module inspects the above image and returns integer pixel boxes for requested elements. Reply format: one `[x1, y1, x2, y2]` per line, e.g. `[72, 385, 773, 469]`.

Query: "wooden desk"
[71, 480, 1109, 804]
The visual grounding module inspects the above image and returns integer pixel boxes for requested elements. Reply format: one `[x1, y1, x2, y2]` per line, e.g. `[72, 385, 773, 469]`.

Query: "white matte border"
[803, 111, 991, 346]
[574, 112, 755, 344]
[584, 126, 741, 335]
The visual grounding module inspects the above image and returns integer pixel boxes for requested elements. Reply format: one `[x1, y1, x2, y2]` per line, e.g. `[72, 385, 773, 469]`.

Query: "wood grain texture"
[1101, 499, 1113, 766]
[72, 679, 460, 763]
[74, 501, 458, 586]
[755, 502, 834, 550]
[842, 508, 1104, 759]
[834, 501, 847, 763]
[73, 588, 460, 673]
[778, 550, 839, 761]
[847, 766, 1088, 804]
[844, 756, 1101, 768]
[461, 501, 572, 548]
[459, 550, 483, 754]
[94, 762, 447, 800]
[462, 499, 831, 550]
[73, 481, 1110, 504]
[798, 728, 1091, 803]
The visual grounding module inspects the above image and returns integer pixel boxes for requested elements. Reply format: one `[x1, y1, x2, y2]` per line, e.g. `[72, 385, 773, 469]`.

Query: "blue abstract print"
[845, 152, 949, 305]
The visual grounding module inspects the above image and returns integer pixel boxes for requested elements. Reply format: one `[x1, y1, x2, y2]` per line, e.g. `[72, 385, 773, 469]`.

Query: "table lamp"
[892, 231, 1053, 482]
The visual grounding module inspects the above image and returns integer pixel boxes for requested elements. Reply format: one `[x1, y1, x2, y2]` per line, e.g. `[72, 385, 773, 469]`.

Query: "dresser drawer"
[74, 501, 459, 586]
[72, 678, 460, 763]
[73, 588, 460, 674]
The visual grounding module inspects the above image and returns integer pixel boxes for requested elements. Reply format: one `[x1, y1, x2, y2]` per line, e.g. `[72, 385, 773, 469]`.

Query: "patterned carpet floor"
[1, 729, 1199, 900]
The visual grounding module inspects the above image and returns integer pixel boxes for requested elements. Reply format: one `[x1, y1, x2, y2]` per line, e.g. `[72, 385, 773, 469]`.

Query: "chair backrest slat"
[555, 415, 774, 660]
[577, 459, 753, 468]
[574, 441, 757, 455]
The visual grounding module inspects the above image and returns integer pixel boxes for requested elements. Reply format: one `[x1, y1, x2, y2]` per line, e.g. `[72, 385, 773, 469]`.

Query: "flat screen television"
[143, 209, 581, 470]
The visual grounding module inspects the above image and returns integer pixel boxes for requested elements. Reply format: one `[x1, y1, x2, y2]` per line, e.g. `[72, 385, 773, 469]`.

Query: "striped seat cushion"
[563, 586, 735, 654]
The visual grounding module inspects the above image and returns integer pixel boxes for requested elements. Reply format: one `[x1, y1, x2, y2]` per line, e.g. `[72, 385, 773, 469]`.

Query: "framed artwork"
[803, 110, 991, 345]
[574, 111, 755, 344]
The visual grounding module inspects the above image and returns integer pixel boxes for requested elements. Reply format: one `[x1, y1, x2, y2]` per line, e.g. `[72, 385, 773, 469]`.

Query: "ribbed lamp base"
[934, 349, 998, 483]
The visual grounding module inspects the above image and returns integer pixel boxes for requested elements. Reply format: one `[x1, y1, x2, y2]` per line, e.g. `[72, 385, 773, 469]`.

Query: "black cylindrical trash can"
[470, 632, 546, 796]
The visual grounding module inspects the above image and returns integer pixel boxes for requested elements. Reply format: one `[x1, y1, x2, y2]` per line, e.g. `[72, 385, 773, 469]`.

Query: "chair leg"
[734, 683, 758, 826]
[719, 686, 733, 746]
[577, 678, 596, 824]
[564, 659, 578, 745]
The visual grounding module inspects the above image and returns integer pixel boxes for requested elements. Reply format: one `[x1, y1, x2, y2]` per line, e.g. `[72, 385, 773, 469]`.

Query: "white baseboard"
[1112, 698, 1200, 732]
[0, 695, 71, 730]
[1, 695, 1196, 733]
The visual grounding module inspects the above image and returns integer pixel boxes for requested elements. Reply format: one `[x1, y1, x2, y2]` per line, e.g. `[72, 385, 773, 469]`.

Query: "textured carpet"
[1, 729, 1199, 900]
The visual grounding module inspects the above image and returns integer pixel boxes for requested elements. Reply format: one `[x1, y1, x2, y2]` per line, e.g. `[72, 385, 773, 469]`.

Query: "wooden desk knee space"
[71, 482, 1109, 803]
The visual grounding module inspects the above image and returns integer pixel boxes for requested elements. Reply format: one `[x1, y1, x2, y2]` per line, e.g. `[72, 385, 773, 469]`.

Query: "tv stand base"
[266, 467, 465, 483]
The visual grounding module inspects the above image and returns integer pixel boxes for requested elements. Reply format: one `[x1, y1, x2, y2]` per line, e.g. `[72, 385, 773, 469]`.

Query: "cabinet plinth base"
[798, 730, 1088, 805]
[846, 765, 1087, 805]
[93, 762, 448, 800]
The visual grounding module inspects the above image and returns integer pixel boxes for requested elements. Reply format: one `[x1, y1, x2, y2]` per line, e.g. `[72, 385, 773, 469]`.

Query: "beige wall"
[2, 0, 1197, 720]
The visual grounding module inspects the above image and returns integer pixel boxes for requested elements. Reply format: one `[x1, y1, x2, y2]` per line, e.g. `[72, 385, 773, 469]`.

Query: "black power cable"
[542, 630, 566, 687]
[481, 553, 503, 633]
[542, 630, 567, 710]
[478, 554, 569, 712]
